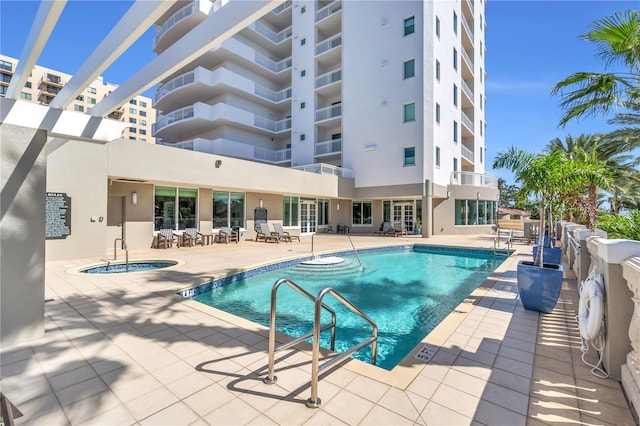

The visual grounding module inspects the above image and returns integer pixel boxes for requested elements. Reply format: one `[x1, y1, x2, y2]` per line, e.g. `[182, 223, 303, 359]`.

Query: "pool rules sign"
[46, 192, 71, 239]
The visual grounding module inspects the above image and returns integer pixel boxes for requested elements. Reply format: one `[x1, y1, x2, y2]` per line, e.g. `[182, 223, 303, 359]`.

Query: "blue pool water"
[188, 246, 508, 370]
[80, 261, 177, 274]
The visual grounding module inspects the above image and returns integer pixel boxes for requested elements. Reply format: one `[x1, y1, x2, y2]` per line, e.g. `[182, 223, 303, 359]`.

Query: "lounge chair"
[216, 227, 239, 244]
[374, 222, 393, 236]
[392, 226, 408, 237]
[182, 228, 204, 246]
[157, 228, 178, 248]
[272, 223, 300, 242]
[256, 222, 279, 243]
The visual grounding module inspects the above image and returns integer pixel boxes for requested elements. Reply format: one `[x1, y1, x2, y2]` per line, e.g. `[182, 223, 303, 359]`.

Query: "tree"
[551, 10, 640, 127]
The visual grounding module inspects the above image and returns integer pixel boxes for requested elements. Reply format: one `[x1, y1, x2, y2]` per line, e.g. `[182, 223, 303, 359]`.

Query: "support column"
[423, 180, 432, 238]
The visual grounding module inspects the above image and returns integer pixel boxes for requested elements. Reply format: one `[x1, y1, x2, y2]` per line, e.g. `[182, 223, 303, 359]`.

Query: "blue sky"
[1, 0, 636, 184]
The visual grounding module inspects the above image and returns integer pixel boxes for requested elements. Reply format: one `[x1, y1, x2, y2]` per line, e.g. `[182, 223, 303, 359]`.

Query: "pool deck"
[1, 234, 635, 425]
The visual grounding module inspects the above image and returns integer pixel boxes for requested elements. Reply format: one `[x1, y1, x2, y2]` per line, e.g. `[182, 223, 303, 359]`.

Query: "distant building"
[0, 54, 156, 143]
[498, 207, 531, 220]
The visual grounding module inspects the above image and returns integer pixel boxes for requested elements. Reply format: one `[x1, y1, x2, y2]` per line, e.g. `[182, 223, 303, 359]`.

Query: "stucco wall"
[0, 124, 46, 346]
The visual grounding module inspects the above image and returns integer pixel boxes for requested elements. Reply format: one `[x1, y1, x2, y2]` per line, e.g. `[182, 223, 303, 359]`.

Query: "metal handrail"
[347, 235, 364, 269]
[263, 278, 337, 385]
[568, 233, 580, 256]
[114, 238, 129, 272]
[307, 287, 377, 408]
[311, 233, 316, 258]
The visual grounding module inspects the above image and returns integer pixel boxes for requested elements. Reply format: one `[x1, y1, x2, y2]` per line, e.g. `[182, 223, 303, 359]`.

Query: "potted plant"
[414, 219, 422, 235]
[494, 147, 565, 313]
[327, 223, 334, 234]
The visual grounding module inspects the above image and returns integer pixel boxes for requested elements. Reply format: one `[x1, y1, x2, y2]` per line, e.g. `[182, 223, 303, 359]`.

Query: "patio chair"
[182, 228, 204, 246]
[272, 223, 300, 242]
[157, 228, 178, 248]
[390, 225, 408, 237]
[374, 222, 393, 236]
[216, 227, 239, 244]
[256, 222, 279, 243]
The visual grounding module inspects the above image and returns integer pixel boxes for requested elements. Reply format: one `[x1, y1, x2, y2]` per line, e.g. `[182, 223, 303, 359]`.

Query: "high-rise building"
[151, 0, 489, 230]
[0, 54, 156, 143]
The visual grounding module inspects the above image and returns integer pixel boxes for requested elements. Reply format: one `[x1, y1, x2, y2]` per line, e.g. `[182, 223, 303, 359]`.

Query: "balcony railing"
[255, 84, 291, 103]
[155, 70, 196, 103]
[154, 106, 194, 133]
[255, 52, 292, 73]
[315, 138, 342, 156]
[153, 2, 196, 47]
[254, 115, 291, 132]
[316, 0, 342, 22]
[461, 46, 474, 68]
[461, 13, 474, 41]
[315, 103, 341, 122]
[461, 144, 474, 162]
[461, 111, 474, 132]
[292, 163, 354, 179]
[252, 21, 292, 44]
[451, 171, 498, 188]
[460, 79, 473, 101]
[254, 146, 291, 163]
[466, 0, 474, 13]
[272, 0, 292, 15]
[315, 69, 341, 89]
[316, 34, 342, 55]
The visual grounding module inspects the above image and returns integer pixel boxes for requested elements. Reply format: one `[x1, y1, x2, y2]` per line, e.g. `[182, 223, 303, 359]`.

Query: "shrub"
[596, 211, 640, 241]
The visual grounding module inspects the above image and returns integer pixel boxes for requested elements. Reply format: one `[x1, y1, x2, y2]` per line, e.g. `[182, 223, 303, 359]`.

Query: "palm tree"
[493, 147, 567, 266]
[551, 10, 640, 127]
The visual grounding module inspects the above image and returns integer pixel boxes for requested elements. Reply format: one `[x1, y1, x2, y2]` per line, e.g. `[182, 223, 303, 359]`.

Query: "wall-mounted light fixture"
[476, 192, 480, 200]
[336, 203, 340, 211]
[364, 144, 377, 152]
[259, 199, 264, 208]
[132, 192, 138, 205]
[215, 159, 222, 168]
[447, 191, 452, 199]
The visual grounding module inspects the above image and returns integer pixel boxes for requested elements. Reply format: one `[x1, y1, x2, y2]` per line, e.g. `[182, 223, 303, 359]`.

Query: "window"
[403, 59, 415, 79]
[87, 97, 96, 104]
[154, 186, 176, 230]
[453, 48, 458, 70]
[318, 199, 329, 226]
[129, 108, 137, 114]
[404, 102, 416, 122]
[140, 110, 147, 117]
[300, 69, 306, 77]
[480, 147, 484, 163]
[404, 146, 416, 166]
[480, 41, 483, 57]
[0, 86, 6, 95]
[404, 16, 415, 36]
[300, 133, 305, 141]
[140, 138, 147, 143]
[301, 38, 306, 46]
[453, 157, 458, 171]
[283, 196, 299, 227]
[0, 60, 12, 71]
[139, 119, 147, 126]
[129, 136, 136, 140]
[479, 94, 483, 110]
[140, 129, 147, 135]
[213, 191, 245, 228]
[129, 127, 137, 133]
[25, 81, 31, 89]
[435, 16, 440, 37]
[453, 84, 458, 106]
[300, 101, 305, 109]
[129, 99, 137, 105]
[435, 60, 440, 81]
[352, 201, 372, 225]
[129, 117, 137, 124]
[435, 146, 441, 167]
[87, 87, 97, 94]
[140, 101, 147, 107]
[453, 121, 458, 143]
[455, 200, 498, 225]
[435, 103, 441, 124]
[480, 120, 483, 136]
[74, 105, 84, 112]
[75, 94, 83, 101]
[19, 92, 32, 100]
[453, 11, 458, 34]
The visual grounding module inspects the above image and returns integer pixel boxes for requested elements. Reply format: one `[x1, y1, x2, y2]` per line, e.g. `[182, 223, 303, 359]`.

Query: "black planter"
[516, 260, 564, 313]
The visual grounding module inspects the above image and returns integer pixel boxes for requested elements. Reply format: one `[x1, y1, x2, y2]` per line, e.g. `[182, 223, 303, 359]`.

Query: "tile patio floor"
[0, 234, 635, 425]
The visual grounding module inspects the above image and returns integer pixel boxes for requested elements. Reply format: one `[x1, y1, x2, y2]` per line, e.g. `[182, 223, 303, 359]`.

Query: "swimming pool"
[183, 245, 508, 370]
[80, 260, 177, 274]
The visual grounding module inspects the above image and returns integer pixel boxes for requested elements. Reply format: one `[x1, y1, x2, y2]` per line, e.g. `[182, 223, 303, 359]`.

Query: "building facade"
[0, 54, 156, 143]
[150, 0, 493, 235]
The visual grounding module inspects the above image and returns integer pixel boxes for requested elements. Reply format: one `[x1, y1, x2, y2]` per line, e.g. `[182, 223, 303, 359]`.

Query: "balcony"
[316, 34, 342, 56]
[315, 103, 341, 123]
[316, 0, 342, 34]
[461, 110, 474, 132]
[254, 115, 291, 132]
[314, 138, 342, 157]
[461, 144, 474, 163]
[315, 68, 341, 89]
[160, 137, 291, 164]
[461, 46, 474, 70]
[250, 21, 292, 44]
[461, 12, 474, 42]
[461, 78, 474, 104]
[291, 163, 354, 179]
[254, 51, 292, 73]
[450, 171, 497, 188]
[153, 2, 196, 49]
[271, 0, 291, 15]
[316, 0, 341, 22]
[40, 75, 63, 88]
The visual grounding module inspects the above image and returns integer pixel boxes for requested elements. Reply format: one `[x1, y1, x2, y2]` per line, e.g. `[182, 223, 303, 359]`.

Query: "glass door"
[393, 202, 414, 233]
[300, 200, 317, 234]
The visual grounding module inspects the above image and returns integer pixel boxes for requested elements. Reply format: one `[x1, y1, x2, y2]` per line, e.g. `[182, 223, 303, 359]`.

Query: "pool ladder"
[310, 233, 364, 269]
[264, 278, 378, 408]
[103, 238, 129, 272]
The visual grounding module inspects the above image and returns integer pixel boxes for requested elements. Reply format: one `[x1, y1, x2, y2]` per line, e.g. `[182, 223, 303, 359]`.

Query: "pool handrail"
[347, 235, 364, 269]
[263, 278, 337, 385]
[114, 238, 129, 272]
[307, 287, 378, 408]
